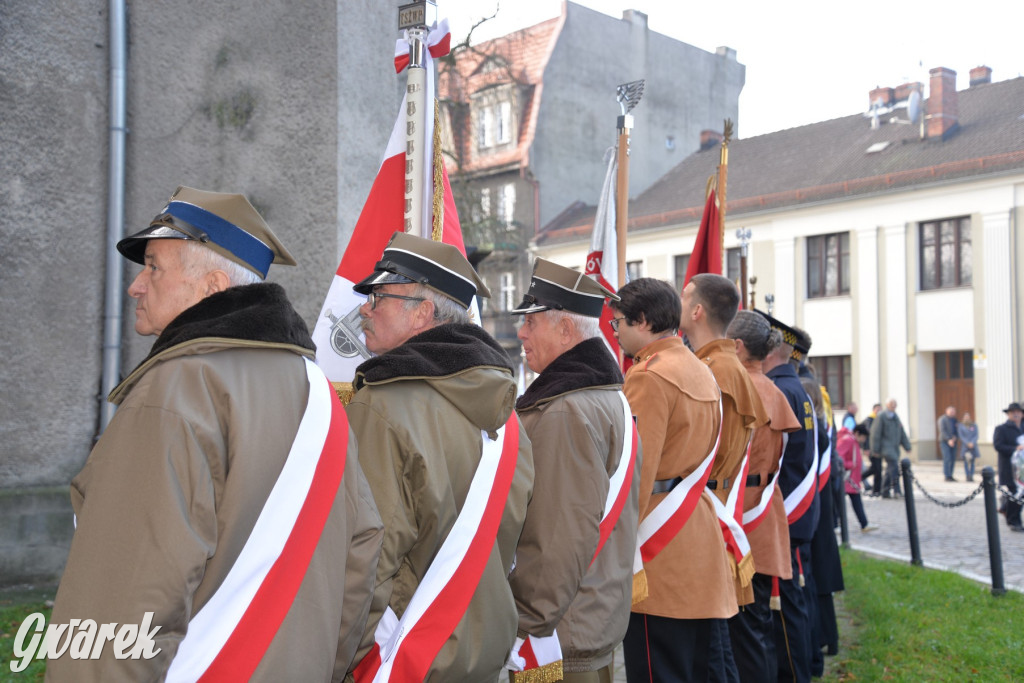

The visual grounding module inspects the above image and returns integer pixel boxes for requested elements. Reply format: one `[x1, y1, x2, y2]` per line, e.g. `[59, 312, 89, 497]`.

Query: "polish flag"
[312, 18, 464, 383]
[583, 150, 623, 363]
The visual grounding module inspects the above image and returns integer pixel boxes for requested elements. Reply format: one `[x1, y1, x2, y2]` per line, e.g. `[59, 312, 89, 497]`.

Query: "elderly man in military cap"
[345, 231, 534, 682]
[506, 258, 640, 682]
[759, 310, 819, 683]
[49, 187, 384, 682]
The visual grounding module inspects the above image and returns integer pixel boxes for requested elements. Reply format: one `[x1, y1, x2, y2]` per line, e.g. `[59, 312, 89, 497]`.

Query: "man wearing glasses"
[345, 231, 534, 681]
[610, 277, 737, 682]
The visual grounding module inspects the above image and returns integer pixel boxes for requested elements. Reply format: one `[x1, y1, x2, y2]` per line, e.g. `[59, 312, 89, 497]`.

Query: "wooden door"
[934, 350, 976, 457]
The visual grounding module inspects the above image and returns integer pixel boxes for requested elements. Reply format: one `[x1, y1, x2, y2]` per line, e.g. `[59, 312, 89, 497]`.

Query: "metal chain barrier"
[905, 467, 985, 508]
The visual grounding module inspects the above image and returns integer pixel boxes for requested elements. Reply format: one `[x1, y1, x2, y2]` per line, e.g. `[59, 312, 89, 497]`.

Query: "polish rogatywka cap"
[352, 231, 490, 309]
[116, 186, 295, 279]
[511, 258, 618, 317]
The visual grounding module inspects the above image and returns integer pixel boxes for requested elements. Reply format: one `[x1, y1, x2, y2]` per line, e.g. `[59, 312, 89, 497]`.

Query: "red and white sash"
[784, 392, 820, 525]
[817, 420, 833, 491]
[166, 359, 348, 683]
[592, 391, 639, 565]
[710, 439, 752, 571]
[353, 414, 520, 682]
[634, 397, 723, 569]
[742, 435, 786, 533]
[508, 392, 638, 681]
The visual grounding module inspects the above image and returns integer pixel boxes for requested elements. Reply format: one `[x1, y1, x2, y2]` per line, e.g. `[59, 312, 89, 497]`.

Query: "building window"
[500, 272, 516, 311]
[935, 350, 973, 380]
[807, 232, 850, 298]
[477, 106, 494, 149]
[813, 355, 851, 409]
[673, 254, 690, 291]
[726, 247, 741, 283]
[479, 187, 491, 219]
[496, 101, 512, 144]
[499, 183, 516, 229]
[920, 217, 971, 290]
[626, 260, 643, 283]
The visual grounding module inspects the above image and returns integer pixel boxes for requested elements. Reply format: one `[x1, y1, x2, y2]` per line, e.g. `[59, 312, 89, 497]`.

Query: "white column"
[981, 210, 1013, 437]
[882, 224, 910, 431]
[773, 236, 797, 324]
[855, 226, 881, 409]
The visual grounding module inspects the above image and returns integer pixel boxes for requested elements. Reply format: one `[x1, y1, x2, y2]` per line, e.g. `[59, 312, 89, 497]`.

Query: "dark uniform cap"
[1004, 402, 1024, 413]
[755, 309, 810, 359]
[511, 258, 619, 317]
[116, 186, 296, 279]
[352, 231, 490, 309]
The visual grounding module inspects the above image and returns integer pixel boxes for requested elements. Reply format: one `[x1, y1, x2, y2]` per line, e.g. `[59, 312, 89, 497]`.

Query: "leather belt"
[745, 472, 776, 488]
[707, 478, 730, 491]
[652, 477, 682, 494]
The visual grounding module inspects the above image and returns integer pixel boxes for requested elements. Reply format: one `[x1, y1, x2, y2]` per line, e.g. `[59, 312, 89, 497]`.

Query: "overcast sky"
[439, 0, 1024, 138]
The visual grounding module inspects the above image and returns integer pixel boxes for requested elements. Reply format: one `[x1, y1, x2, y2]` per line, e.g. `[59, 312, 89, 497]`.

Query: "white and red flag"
[312, 17, 465, 383]
[583, 150, 622, 361]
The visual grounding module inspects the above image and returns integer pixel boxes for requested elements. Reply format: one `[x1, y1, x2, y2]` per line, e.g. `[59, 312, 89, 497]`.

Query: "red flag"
[683, 187, 722, 287]
[312, 19, 463, 383]
[583, 151, 625, 366]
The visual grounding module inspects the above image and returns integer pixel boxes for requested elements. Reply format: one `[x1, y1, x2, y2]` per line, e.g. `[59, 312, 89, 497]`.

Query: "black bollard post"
[982, 467, 1006, 596]
[900, 458, 923, 566]
[838, 459, 850, 547]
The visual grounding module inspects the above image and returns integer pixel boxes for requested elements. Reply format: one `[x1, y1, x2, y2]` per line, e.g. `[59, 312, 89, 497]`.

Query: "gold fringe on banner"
[509, 661, 564, 683]
[431, 98, 444, 242]
[631, 568, 649, 606]
[736, 553, 756, 588]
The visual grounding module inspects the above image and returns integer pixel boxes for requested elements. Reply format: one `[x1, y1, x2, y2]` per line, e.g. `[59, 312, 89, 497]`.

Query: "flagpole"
[399, 1, 437, 236]
[717, 119, 732, 276]
[614, 80, 644, 290]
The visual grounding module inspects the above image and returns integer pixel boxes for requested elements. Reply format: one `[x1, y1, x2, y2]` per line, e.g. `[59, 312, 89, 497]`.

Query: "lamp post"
[736, 227, 751, 307]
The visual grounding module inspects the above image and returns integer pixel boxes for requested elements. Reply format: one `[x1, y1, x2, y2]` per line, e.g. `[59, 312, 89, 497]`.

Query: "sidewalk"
[844, 458, 1023, 592]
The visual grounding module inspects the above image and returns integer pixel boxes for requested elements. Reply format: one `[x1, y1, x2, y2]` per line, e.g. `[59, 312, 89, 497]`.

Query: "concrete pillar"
[981, 210, 1013, 436]
[854, 225, 881, 410]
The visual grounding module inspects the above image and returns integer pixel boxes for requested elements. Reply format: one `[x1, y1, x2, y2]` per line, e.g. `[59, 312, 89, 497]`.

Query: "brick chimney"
[927, 67, 958, 139]
[869, 86, 893, 109]
[700, 129, 723, 151]
[970, 66, 992, 87]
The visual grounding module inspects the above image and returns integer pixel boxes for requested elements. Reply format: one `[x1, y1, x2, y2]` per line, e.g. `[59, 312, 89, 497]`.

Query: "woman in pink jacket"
[837, 425, 878, 532]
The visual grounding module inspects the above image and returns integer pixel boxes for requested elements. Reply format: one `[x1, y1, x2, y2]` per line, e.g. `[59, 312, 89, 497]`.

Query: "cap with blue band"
[116, 186, 296, 278]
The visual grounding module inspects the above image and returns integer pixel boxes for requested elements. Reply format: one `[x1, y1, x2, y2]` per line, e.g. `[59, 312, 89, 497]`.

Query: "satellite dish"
[907, 90, 922, 123]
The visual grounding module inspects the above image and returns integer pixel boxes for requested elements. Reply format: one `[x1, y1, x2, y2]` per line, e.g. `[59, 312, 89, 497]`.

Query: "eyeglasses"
[609, 317, 627, 331]
[366, 291, 425, 310]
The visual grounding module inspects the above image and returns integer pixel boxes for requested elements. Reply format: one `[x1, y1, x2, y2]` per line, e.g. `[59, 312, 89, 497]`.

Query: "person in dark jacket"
[869, 399, 912, 498]
[993, 402, 1024, 532]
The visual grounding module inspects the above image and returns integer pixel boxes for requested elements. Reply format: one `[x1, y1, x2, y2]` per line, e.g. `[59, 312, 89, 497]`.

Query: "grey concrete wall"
[531, 2, 745, 228]
[0, 0, 397, 586]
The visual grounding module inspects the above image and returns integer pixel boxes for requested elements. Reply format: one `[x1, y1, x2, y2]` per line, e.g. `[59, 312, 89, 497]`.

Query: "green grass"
[830, 547, 1024, 681]
[0, 589, 52, 682]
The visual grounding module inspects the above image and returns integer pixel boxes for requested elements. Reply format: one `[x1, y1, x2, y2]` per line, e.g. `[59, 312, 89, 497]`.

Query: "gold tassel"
[770, 594, 781, 611]
[736, 553, 756, 588]
[798, 571, 805, 588]
[510, 661, 564, 683]
[631, 569, 649, 606]
[332, 381, 355, 406]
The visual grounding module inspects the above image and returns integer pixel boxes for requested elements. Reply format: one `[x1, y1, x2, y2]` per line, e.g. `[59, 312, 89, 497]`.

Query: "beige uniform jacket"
[512, 337, 640, 673]
[694, 339, 769, 604]
[625, 336, 737, 620]
[742, 360, 799, 580]
[346, 323, 534, 682]
[48, 283, 384, 683]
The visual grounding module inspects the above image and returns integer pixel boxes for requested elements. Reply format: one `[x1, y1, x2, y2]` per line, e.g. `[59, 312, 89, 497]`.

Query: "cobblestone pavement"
[843, 459, 1023, 592]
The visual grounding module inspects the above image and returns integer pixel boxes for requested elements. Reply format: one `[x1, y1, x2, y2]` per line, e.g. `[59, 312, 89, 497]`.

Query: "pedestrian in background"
[860, 403, 883, 497]
[993, 402, 1024, 533]
[838, 425, 878, 532]
[958, 413, 980, 482]
[870, 398, 912, 498]
[937, 405, 959, 482]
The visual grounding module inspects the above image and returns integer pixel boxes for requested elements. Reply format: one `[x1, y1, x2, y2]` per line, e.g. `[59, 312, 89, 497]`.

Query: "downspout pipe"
[99, 0, 127, 432]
